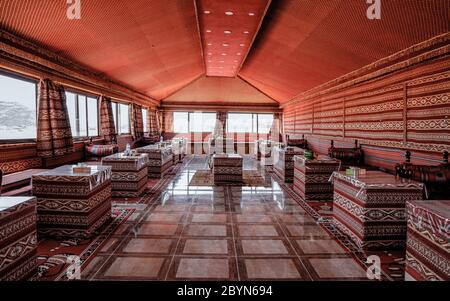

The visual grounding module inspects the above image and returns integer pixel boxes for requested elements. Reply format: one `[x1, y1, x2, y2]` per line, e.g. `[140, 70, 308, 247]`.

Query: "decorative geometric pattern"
[100, 96, 117, 144]
[331, 171, 424, 250]
[36, 79, 74, 158]
[32, 167, 113, 238]
[213, 154, 243, 184]
[405, 200, 449, 281]
[135, 145, 174, 178]
[273, 147, 305, 183]
[293, 155, 340, 201]
[282, 41, 450, 159]
[0, 196, 37, 281]
[102, 153, 149, 197]
[132, 104, 144, 141]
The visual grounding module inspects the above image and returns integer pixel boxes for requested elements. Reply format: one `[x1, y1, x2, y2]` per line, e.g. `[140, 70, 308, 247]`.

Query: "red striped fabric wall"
[283, 45, 449, 172]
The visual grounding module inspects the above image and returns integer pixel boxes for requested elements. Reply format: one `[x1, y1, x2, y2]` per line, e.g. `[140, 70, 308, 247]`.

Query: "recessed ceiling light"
[204, 10, 211, 14]
[248, 12, 255, 16]
[237, 53, 241, 55]
[207, 43, 212, 46]
[206, 29, 212, 33]
[224, 30, 232, 34]
[208, 53, 212, 56]
[233, 60, 238, 62]
[239, 44, 245, 47]
[243, 31, 249, 34]
[221, 53, 227, 56]
[223, 43, 229, 47]
[225, 11, 233, 16]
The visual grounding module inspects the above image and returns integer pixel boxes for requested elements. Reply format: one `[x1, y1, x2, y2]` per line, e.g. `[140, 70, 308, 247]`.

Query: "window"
[173, 112, 188, 133]
[66, 91, 99, 137]
[257, 114, 274, 134]
[173, 112, 216, 133]
[142, 108, 148, 132]
[112, 101, 130, 134]
[227, 113, 274, 133]
[189, 112, 216, 132]
[227, 113, 253, 133]
[0, 72, 37, 140]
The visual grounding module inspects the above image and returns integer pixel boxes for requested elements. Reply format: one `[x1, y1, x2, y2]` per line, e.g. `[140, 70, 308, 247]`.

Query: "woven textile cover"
[405, 200, 450, 281]
[0, 197, 37, 281]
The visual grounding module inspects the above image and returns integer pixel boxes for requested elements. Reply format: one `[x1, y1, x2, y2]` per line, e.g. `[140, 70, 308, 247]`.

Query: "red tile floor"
[67, 155, 400, 281]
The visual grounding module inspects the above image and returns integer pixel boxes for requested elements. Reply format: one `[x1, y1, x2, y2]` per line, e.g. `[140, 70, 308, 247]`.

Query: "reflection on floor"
[38, 155, 401, 281]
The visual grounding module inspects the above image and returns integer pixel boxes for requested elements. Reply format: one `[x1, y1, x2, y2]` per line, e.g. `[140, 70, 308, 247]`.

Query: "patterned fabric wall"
[36, 79, 74, 158]
[100, 96, 117, 143]
[283, 51, 450, 170]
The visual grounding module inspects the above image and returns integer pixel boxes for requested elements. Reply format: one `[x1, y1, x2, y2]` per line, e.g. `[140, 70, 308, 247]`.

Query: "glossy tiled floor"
[81, 156, 368, 281]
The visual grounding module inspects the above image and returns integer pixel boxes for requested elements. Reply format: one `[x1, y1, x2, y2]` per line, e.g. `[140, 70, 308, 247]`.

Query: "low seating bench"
[328, 140, 363, 169]
[0, 169, 48, 196]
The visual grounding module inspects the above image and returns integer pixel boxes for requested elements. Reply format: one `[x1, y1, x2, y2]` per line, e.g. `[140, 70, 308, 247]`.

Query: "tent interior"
[0, 0, 449, 282]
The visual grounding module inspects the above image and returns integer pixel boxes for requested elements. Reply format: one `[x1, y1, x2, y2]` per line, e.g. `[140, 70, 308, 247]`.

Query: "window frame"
[0, 69, 39, 144]
[172, 111, 217, 133]
[65, 88, 100, 140]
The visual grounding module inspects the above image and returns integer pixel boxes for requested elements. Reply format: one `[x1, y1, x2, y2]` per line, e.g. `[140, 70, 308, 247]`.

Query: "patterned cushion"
[287, 138, 308, 148]
[85, 144, 118, 157]
[328, 148, 363, 163]
[396, 163, 450, 184]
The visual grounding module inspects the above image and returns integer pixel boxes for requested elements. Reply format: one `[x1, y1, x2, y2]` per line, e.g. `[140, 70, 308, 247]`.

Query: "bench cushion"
[85, 144, 118, 156]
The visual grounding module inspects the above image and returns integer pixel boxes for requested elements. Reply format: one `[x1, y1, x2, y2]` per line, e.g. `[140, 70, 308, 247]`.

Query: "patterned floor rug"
[189, 169, 271, 187]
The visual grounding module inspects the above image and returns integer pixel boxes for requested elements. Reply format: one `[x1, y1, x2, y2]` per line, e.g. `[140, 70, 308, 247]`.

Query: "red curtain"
[100, 96, 117, 143]
[36, 79, 74, 158]
[132, 103, 144, 140]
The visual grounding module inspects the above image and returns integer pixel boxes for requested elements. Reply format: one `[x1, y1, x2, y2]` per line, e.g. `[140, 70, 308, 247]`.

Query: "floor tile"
[103, 257, 166, 278]
[296, 239, 347, 254]
[286, 225, 329, 237]
[145, 213, 184, 223]
[183, 239, 228, 254]
[184, 224, 228, 237]
[235, 214, 272, 223]
[237, 225, 279, 237]
[123, 238, 174, 254]
[175, 258, 230, 279]
[244, 259, 302, 279]
[137, 223, 179, 236]
[308, 258, 367, 279]
[241, 240, 289, 255]
[191, 213, 227, 223]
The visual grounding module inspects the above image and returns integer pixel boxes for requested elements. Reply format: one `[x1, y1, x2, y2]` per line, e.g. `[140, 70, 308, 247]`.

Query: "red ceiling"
[196, 0, 271, 77]
[239, 0, 450, 103]
[1, 0, 448, 105]
[0, 0, 204, 101]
